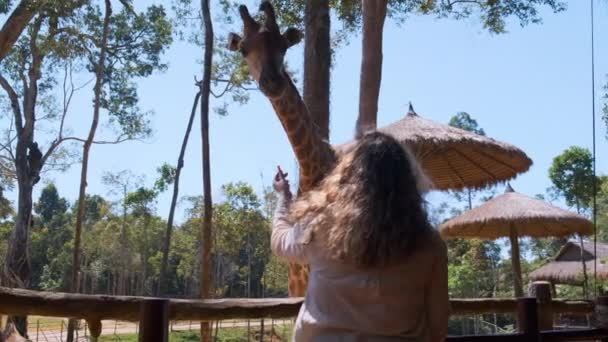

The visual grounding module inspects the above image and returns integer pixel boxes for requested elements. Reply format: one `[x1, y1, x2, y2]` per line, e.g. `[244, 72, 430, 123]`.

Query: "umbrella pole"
[509, 225, 524, 298]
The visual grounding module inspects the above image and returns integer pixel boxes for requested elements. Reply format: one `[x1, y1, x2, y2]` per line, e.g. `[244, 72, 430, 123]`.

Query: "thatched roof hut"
[530, 241, 608, 286]
[439, 184, 592, 297]
[336, 104, 532, 191]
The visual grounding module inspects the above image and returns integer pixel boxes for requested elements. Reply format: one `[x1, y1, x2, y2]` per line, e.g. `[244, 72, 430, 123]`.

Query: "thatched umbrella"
[530, 241, 608, 286]
[440, 184, 593, 297]
[337, 104, 533, 191]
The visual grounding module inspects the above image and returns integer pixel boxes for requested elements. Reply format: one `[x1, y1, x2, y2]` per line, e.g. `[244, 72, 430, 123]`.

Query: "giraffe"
[0, 320, 29, 342]
[228, 1, 336, 297]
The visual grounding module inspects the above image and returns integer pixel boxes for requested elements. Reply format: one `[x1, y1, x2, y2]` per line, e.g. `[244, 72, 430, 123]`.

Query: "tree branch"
[0, 0, 38, 62]
[43, 134, 135, 166]
[0, 74, 24, 135]
[23, 15, 44, 135]
[0, 142, 15, 161]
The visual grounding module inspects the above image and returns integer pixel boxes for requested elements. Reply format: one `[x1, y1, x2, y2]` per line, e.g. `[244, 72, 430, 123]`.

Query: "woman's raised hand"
[273, 165, 291, 197]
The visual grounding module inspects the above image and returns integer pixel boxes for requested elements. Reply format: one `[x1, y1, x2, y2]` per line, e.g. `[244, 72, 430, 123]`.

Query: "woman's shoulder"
[417, 228, 447, 258]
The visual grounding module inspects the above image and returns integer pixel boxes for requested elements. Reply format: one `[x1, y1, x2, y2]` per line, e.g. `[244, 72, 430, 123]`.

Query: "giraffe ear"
[228, 33, 242, 51]
[283, 27, 302, 48]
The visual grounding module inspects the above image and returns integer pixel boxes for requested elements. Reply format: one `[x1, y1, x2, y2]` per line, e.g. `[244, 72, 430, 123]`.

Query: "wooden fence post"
[595, 296, 608, 329]
[139, 299, 169, 342]
[518, 297, 539, 342]
[529, 281, 553, 330]
[87, 319, 102, 342]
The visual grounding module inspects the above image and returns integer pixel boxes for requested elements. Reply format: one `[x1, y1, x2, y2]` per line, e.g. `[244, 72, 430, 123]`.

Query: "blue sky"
[5, 0, 608, 225]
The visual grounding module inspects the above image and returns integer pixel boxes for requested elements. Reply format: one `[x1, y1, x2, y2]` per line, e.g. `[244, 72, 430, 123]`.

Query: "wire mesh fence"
[25, 317, 295, 341]
[16, 313, 602, 341]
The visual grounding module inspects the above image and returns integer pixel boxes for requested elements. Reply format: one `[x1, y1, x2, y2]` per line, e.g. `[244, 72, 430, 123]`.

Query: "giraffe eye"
[239, 47, 248, 56]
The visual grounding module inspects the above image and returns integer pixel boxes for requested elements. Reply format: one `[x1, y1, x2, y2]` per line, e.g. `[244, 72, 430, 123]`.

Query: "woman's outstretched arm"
[270, 166, 309, 263]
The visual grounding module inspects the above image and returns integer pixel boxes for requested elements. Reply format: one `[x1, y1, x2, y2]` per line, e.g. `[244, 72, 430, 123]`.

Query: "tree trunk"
[303, 0, 331, 140]
[120, 187, 128, 296]
[157, 91, 201, 296]
[579, 235, 589, 298]
[66, 3, 111, 340]
[575, 203, 589, 298]
[2, 168, 33, 337]
[0, 19, 45, 337]
[247, 232, 251, 298]
[141, 212, 151, 296]
[200, 0, 213, 340]
[356, 0, 388, 138]
[509, 226, 524, 298]
[0, 0, 37, 62]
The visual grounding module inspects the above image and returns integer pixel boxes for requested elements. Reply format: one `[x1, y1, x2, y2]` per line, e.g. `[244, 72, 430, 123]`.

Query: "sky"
[4, 0, 608, 227]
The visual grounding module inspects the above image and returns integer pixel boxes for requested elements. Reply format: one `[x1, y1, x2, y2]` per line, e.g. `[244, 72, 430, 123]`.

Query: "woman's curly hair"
[288, 132, 434, 268]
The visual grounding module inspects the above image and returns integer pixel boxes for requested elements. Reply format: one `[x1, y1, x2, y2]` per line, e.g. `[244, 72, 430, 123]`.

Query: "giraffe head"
[227, 1, 302, 98]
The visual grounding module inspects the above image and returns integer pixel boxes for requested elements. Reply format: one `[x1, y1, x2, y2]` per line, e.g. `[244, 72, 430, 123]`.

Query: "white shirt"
[271, 194, 449, 342]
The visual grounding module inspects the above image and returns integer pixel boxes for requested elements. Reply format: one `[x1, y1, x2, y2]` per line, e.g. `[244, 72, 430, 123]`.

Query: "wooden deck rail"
[0, 285, 604, 341]
[0, 286, 595, 321]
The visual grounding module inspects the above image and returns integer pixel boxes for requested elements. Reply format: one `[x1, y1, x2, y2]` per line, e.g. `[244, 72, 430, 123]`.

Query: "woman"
[272, 132, 449, 341]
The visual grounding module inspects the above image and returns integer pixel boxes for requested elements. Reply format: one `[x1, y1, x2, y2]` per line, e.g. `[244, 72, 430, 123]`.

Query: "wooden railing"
[1, 283, 607, 341]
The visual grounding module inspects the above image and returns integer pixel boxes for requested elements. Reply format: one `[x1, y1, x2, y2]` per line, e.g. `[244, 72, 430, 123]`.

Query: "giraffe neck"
[268, 75, 336, 192]
[265, 74, 334, 297]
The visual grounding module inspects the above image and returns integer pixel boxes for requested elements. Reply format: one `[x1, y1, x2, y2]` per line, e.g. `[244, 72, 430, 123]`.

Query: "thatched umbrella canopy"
[530, 241, 608, 286]
[440, 185, 593, 297]
[337, 104, 533, 191]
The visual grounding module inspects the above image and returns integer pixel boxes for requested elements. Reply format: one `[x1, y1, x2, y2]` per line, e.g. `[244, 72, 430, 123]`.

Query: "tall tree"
[200, 0, 213, 341]
[66, 3, 112, 340]
[448, 112, 488, 209]
[72, 0, 171, 335]
[549, 146, 595, 213]
[445, 112, 501, 331]
[549, 146, 596, 297]
[356, 0, 388, 138]
[66, 0, 172, 303]
[303, 0, 331, 139]
[355, 0, 566, 136]
[157, 91, 200, 296]
[0, 2, 90, 335]
[30, 183, 69, 289]
[125, 186, 158, 295]
[101, 170, 141, 295]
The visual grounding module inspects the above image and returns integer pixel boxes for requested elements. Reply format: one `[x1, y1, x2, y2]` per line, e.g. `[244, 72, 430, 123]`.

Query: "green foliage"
[15, 178, 284, 298]
[449, 112, 486, 136]
[125, 187, 157, 212]
[0, 0, 11, 14]
[213, 182, 270, 297]
[34, 183, 68, 222]
[549, 146, 596, 212]
[0, 219, 13, 267]
[31, 183, 72, 290]
[0, 186, 14, 219]
[154, 163, 177, 192]
[98, 4, 173, 139]
[526, 237, 566, 262]
[596, 176, 608, 242]
[262, 254, 289, 297]
[446, 112, 497, 211]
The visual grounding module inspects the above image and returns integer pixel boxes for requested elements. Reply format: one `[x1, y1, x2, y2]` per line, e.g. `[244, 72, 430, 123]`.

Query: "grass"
[27, 315, 66, 331]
